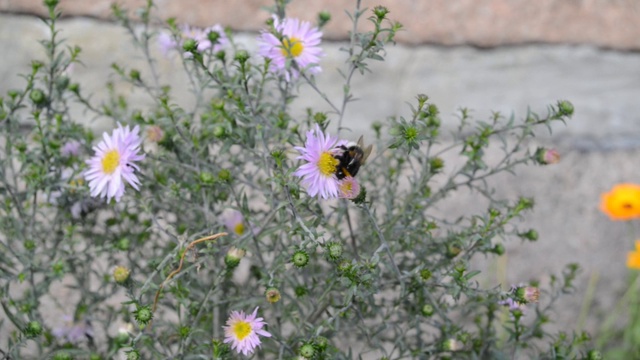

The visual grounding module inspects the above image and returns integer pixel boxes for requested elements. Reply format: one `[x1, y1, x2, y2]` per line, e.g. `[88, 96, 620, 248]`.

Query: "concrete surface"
[1, 6, 640, 352]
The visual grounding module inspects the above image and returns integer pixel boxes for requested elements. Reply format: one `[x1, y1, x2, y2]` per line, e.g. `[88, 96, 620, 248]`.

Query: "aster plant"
[0, 0, 601, 359]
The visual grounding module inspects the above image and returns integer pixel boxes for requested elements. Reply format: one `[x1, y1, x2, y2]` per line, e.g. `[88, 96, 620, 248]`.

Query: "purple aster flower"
[223, 307, 272, 356]
[52, 315, 94, 344]
[258, 16, 324, 80]
[84, 124, 145, 203]
[498, 298, 527, 314]
[338, 176, 360, 199]
[294, 125, 347, 199]
[222, 209, 246, 236]
[61, 140, 82, 157]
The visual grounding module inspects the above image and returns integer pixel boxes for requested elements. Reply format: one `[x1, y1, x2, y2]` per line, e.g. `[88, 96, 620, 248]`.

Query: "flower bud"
[113, 266, 130, 284]
[213, 125, 226, 138]
[234, 50, 250, 64]
[199, 171, 215, 185]
[515, 286, 540, 303]
[299, 343, 315, 359]
[133, 305, 153, 326]
[52, 353, 72, 360]
[182, 38, 198, 53]
[265, 287, 281, 303]
[446, 244, 462, 258]
[146, 126, 164, 142]
[29, 89, 47, 106]
[292, 250, 309, 268]
[24, 321, 43, 338]
[126, 350, 140, 360]
[207, 30, 220, 44]
[373, 5, 390, 20]
[420, 269, 432, 281]
[535, 147, 560, 165]
[492, 243, 505, 255]
[225, 247, 246, 269]
[326, 241, 343, 261]
[129, 69, 141, 82]
[587, 350, 603, 360]
[44, 0, 59, 8]
[557, 100, 574, 117]
[429, 157, 444, 173]
[518, 229, 538, 241]
[314, 336, 329, 352]
[317, 11, 331, 27]
[421, 304, 434, 317]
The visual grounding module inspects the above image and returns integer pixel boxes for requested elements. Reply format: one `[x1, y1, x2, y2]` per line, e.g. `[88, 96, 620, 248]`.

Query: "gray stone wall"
[1, 0, 640, 342]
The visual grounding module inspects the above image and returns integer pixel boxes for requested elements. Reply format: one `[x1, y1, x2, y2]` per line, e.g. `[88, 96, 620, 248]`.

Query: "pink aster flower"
[338, 176, 360, 199]
[223, 307, 272, 356]
[52, 315, 94, 344]
[258, 16, 324, 80]
[294, 125, 347, 199]
[61, 140, 82, 157]
[84, 124, 145, 203]
[222, 209, 246, 236]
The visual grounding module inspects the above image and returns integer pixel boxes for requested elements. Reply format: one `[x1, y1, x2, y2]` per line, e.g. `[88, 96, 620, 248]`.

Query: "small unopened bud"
[234, 50, 250, 64]
[182, 39, 198, 53]
[133, 305, 153, 326]
[29, 89, 47, 106]
[207, 31, 220, 44]
[421, 304, 434, 317]
[314, 336, 328, 351]
[326, 241, 343, 261]
[292, 250, 309, 268]
[587, 350, 603, 360]
[225, 247, 246, 269]
[146, 126, 164, 142]
[557, 100, 574, 117]
[519, 229, 538, 241]
[318, 11, 331, 27]
[24, 321, 43, 338]
[113, 266, 130, 284]
[129, 69, 141, 81]
[213, 125, 226, 138]
[429, 157, 444, 173]
[265, 287, 281, 303]
[420, 269, 432, 281]
[126, 350, 140, 360]
[492, 243, 505, 255]
[535, 147, 560, 165]
[44, 0, 59, 8]
[373, 6, 390, 20]
[299, 343, 315, 359]
[446, 244, 462, 258]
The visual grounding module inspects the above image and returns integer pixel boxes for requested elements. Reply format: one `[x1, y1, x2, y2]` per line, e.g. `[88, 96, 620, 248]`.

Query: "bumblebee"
[333, 136, 372, 179]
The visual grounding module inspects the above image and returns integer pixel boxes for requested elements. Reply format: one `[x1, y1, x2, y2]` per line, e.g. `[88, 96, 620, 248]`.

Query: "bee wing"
[357, 135, 365, 148]
[362, 144, 373, 163]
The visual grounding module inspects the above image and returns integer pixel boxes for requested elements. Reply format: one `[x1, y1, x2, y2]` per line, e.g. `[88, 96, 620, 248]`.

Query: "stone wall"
[1, 0, 640, 49]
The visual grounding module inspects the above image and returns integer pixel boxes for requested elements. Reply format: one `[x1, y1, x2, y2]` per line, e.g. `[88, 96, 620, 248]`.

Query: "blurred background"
[1, 0, 640, 339]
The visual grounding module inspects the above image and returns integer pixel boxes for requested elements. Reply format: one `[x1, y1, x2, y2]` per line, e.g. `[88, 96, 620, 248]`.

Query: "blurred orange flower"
[627, 241, 640, 269]
[600, 184, 640, 221]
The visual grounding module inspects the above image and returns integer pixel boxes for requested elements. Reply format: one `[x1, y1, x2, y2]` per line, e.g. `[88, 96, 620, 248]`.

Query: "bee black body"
[333, 136, 372, 180]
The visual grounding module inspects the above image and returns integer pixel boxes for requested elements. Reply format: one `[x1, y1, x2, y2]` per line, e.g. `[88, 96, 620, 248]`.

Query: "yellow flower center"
[281, 37, 304, 58]
[318, 152, 339, 177]
[340, 181, 353, 193]
[234, 222, 245, 235]
[232, 321, 252, 341]
[101, 150, 120, 175]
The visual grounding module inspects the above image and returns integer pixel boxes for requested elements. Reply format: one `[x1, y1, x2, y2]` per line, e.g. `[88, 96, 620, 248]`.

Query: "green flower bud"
[44, 0, 59, 9]
[373, 5, 390, 20]
[182, 38, 198, 53]
[442, 338, 463, 352]
[557, 100, 574, 117]
[519, 229, 538, 241]
[213, 125, 226, 138]
[218, 169, 232, 183]
[234, 50, 250, 64]
[299, 343, 315, 359]
[429, 157, 444, 173]
[24, 321, 43, 338]
[29, 89, 47, 106]
[207, 30, 220, 44]
[492, 243, 505, 255]
[421, 304, 434, 317]
[292, 250, 309, 268]
[199, 171, 215, 185]
[314, 336, 329, 352]
[587, 350, 603, 360]
[133, 305, 153, 326]
[129, 69, 141, 81]
[326, 241, 343, 261]
[446, 244, 462, 258]
[225, 247, 246, 269]
[318, 11, 331, 27]
[351, 185, 367, 204]
[126, 349, 140, 360]
[420, 269, 432, 281]
[294, 285, 308, 297]
[116, 238, 130, 251]
[535, 147, 560, 165]
[68, 83, 80, 93]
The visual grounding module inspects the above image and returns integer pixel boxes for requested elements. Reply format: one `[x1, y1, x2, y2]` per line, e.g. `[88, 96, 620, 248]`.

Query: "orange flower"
[600, 184, 640, 220]
[627, 241, 640, 269]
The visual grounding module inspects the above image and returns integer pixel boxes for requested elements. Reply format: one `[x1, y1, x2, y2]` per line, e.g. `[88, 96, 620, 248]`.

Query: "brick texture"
[1, 0, 639, 49]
